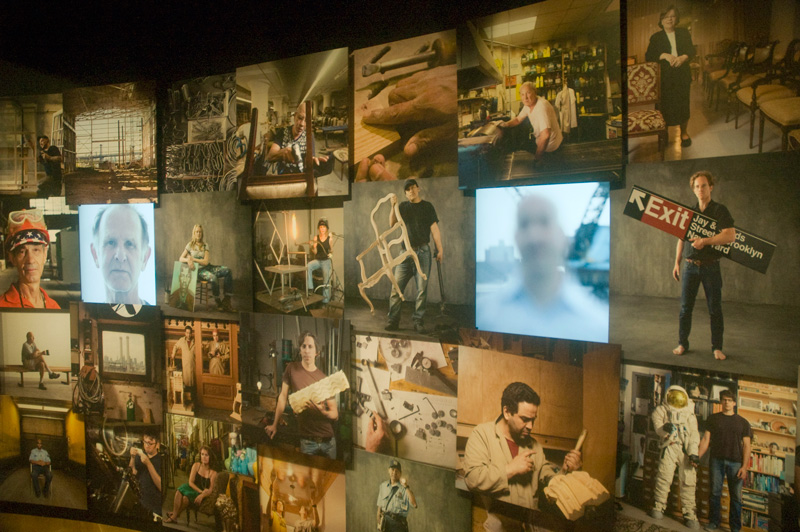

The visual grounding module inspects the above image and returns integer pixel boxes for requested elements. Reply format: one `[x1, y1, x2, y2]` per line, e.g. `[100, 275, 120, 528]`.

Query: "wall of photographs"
[1, 1, 799, 531]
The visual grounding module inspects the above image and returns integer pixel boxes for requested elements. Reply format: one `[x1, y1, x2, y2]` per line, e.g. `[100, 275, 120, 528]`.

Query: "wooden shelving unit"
[737, 380, 797, 532]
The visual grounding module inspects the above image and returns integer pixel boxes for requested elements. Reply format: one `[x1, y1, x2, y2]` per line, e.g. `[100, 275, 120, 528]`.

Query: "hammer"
[362, 38, 456, 77]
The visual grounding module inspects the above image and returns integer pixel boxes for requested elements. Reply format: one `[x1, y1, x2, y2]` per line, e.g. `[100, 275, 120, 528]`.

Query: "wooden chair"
[238, 104, 315, 200]
[756, 39, 800, 152]
[196, 280, 210, 310]
[722, 41, 779, 122]
[706, 42, 744, 108]
[735, 40, 800, 148]
[626, 62, 667, 160]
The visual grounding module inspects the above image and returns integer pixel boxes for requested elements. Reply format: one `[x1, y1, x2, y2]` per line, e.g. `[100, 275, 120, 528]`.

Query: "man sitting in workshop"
[497, 82, 563, 162]
[463, 382, 581, 531]
[257, 102, 335, 177]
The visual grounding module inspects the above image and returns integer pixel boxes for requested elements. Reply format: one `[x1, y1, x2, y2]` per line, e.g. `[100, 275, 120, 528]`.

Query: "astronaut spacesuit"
[650, 385, 700, 529]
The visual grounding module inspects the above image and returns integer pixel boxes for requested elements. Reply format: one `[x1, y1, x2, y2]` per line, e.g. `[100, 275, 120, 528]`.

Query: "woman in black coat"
[645, 5, 695, 147]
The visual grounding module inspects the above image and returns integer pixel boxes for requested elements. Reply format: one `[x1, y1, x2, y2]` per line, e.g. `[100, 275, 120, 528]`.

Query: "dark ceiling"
[0, 0, 535, 96]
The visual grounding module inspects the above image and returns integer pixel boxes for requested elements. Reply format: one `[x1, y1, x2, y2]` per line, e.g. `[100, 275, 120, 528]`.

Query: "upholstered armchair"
[627, 62, 667, 161]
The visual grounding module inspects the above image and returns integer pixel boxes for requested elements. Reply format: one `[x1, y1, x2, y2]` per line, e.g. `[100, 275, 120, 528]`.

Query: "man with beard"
[463, 382, 581, 530]
[477, 194, 608, 342]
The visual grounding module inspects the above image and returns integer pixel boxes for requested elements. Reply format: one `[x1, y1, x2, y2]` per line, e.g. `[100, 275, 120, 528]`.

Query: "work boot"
[48, 372, 60, 379]
[39, 383, 47, 390]
[220, 296, 233, 312]
[384, 322, 399, 332]
[413, 321, 426, 333]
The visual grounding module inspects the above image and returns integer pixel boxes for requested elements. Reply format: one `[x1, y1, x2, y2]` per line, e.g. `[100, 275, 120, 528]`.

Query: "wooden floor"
[64, 167, 158, 205]
[0, 466, 88, 509]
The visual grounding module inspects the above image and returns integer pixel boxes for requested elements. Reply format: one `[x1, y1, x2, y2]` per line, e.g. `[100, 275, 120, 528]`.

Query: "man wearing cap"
[21, 332, 60, 390]
[307, 218, 333, 304]
[90, 205, 152, 305]
[376, 459, 417, 532]
[1, 209, 60, 309]
[386, 179, 443, 333]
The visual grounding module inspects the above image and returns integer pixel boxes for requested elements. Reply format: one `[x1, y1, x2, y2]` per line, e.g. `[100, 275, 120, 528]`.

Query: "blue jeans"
[300, 437, 336, 460]
[198, 264, 233, 298]
[387, 244, 431, 326]
[709, 457, 743, 531]
[307, 259, 331, 303]
[679, 260, 723, 351]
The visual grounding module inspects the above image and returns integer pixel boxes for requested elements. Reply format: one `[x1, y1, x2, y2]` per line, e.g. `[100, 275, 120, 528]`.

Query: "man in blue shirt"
[29, 439, 53, 498]
[376, 459, 417, 532]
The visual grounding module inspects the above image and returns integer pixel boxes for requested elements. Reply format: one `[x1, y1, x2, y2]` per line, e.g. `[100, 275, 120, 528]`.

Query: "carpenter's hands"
[506, 449, 536, 478]
[366, 414, 388, 452]
[355, 154, 396, 182]
[562, 450, 582, 473]
[362, 65, 457, 158]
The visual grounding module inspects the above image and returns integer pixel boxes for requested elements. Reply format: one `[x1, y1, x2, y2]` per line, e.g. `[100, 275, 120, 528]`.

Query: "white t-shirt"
[666, 31, 678, 56]
[517, 97, 563, 152]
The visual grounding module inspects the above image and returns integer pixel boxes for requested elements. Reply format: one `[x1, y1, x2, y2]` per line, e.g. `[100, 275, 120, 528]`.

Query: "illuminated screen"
[79, 204, 157, 306]
[475, 182, 610, 343]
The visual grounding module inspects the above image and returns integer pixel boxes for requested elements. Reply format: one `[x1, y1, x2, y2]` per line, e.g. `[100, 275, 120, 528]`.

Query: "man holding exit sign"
[671, 171, 735, 361]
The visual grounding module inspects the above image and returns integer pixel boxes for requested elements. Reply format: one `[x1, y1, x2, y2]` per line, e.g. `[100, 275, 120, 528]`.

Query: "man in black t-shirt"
[128, 427, 163, 519]
[37, 135, 62, 196]
[698, 389, 751, 532]
[386, 179, 443, 333]
[671, 171, 735, 361]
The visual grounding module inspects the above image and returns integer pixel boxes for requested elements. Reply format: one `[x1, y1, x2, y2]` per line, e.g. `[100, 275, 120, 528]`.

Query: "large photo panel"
[352, 30, 458, 183]
[239, 313, 350, 462]
[344, 176, 474, 341]
[626, 0, 800, 163]
[617, 362, 796, 531]
[458, 0, 623, 189]
[163, 73, 240, 194]
[235, 48, 349, 200]
[456, 331, 619, 530]
[610, 152, 799, 380]
[154, 191, 252, 317]
[62, 82, 157, 204]
[475, 180, 610, 343]
[0, 93, 67, 198]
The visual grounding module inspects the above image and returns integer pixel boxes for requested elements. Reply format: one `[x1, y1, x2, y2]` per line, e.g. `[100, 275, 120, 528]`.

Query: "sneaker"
[704, 524, 719, 531]
[685, 519, 700, 529]
[384, 322, 399, 332]
[413, 322, 426, 333]
[48, 372, 61, 379]
[649, 509, 663, 519]
[38, 383, 47, 390]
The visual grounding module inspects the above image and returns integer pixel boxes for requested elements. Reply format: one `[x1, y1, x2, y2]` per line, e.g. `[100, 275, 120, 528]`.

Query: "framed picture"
[99, 325, 151, 383]
[169, 260, 198, 312]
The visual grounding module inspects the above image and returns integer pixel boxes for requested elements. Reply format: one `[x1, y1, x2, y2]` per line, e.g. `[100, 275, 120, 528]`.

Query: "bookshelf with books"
[737, 380, 797, 532]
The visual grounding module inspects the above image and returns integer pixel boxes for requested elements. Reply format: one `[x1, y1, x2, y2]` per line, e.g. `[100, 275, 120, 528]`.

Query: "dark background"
[0, 0, 531, 97]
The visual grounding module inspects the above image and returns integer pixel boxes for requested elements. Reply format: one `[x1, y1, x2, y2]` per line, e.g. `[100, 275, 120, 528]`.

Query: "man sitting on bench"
[22, 332, 60, 390]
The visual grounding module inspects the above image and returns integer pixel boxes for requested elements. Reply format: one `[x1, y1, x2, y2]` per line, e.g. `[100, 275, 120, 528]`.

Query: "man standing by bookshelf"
[698, 389, 751, 532]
